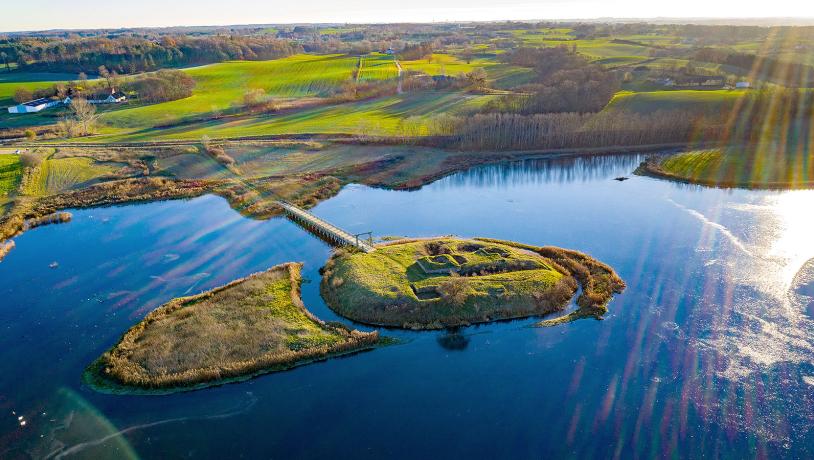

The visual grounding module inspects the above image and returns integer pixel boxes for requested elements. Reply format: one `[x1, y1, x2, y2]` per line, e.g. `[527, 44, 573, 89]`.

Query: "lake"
[2, 153, 814, 458]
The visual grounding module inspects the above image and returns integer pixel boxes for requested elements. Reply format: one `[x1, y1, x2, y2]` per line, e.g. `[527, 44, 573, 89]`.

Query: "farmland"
[606, 89, 747, 114]
[0, 154, 21, 196]
[357, 52, 399, 81]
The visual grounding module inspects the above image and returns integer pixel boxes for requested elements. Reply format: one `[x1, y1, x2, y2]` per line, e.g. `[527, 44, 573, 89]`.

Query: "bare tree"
[98, 65, 111, 88]
[70, 98, 99, 136]
[0, 52, 9, 72]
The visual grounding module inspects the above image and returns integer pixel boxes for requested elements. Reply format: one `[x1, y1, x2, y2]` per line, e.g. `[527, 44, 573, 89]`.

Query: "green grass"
[510, 33, 653, 61]
[82, 91, 495, 142]
[101, 54, 363, 130]
[358, 53, 399, 81]
[648, 146, 814, 188]
[0, 154, 21, 196]
[606, 89, 747, 114]
[660, 149, 725, 179]
[321, 238, 570, 329]
[400, 53, 535, 90]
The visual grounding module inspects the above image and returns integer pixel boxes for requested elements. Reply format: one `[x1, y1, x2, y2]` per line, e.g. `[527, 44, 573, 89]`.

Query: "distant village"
[6, 88, 127, 114]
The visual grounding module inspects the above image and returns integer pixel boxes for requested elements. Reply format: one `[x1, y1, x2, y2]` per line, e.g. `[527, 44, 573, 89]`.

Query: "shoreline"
[635, 157, 814, 191]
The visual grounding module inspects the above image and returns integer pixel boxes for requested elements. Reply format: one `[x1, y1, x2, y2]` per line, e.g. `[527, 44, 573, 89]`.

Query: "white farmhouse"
[87, 88, 127, 105]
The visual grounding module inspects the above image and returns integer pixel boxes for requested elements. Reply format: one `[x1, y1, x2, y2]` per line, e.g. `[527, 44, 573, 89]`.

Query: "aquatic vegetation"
[86, 263, 380, 391]
[321, 237, 624, 329]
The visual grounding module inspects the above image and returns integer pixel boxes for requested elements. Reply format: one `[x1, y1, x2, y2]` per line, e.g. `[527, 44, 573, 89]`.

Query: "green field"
[358, 53, 399, 81]
[79, 91, 494, 142]
[400, 53, 535, 89]
[0, 154, 21, 196]
[101, 54, 365, 129]
[606, 89, 747, 114]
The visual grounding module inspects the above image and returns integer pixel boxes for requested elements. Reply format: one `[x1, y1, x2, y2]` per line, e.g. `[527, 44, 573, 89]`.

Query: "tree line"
[0, 35, 302, 75]
[425, 110, 721, 150]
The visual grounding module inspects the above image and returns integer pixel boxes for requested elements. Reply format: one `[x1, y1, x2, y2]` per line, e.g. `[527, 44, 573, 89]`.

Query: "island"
[320, 237, 625, 329]
[85, 262, 380, 393]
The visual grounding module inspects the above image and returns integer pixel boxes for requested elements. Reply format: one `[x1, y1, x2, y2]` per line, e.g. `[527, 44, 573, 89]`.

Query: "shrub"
[19, 151, 43, 169]
[437, 274, 470, 307]
[128, 70, 196, 103]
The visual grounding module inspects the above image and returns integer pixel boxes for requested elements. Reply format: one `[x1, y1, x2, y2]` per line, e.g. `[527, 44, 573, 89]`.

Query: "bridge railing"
[277, 201, 375, 253]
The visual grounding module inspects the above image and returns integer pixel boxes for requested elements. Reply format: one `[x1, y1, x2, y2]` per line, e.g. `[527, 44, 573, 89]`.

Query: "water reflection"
[436, 330, 471, 351]
[438, 153, 652, 188]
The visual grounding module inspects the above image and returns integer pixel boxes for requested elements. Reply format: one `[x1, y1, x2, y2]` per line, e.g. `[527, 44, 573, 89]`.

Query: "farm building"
[7, 97, 63, 114]
[736, 81, 752, 89]
[85, 89, 127, 105]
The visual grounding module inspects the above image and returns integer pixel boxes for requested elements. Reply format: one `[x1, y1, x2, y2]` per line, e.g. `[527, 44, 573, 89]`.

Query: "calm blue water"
[2, 153, 814, 458]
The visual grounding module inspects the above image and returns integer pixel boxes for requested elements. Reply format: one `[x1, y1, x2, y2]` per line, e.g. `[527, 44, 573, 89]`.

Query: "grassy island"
[321, 237, 625, 329]
[637, 148, 814, 189]
[86, 263, 380, 393]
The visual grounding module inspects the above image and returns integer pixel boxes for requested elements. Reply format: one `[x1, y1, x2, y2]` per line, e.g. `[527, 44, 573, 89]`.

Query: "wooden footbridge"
[277, 201, 376, 253]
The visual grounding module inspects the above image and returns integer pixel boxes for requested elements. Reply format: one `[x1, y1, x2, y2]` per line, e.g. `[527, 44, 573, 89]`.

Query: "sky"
[3, 0, 814, 32]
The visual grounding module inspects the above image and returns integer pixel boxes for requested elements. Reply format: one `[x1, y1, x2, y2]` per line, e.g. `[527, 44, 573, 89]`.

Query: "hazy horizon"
[3, 0, 814, 33]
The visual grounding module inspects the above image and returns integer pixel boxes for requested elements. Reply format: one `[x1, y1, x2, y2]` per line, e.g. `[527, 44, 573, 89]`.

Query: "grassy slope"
[87, 263, 379, 390]
[647, 147, 814, 188]
[606, 89, 747, 114]
[101, 54, 362, 129]
[659, 149, 725, 180]
[359, 53, 399, 81]
[88, 91, 494, 142]
[400, 53, 536, 89]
